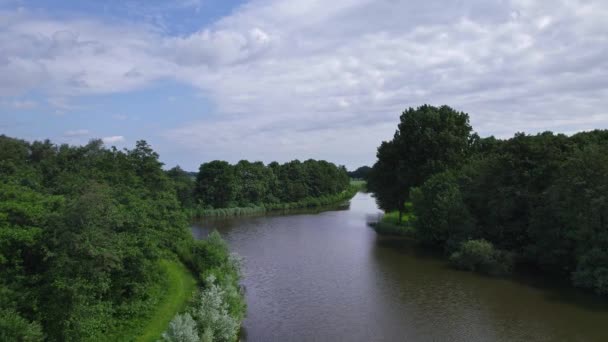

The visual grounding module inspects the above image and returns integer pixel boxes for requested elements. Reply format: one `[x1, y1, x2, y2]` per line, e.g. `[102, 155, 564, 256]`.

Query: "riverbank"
[370, 205, 416, 237]
[123, 232, 245, 342]
[135, 260, 197, 342]
[371, 209, 513, 276]
[188, 183, 363, 218]
[105, 259, 197, 342]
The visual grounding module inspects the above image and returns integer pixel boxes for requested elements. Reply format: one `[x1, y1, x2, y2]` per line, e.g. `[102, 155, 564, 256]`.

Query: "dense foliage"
[449, 239, 514, 276]
[347, 166, 371, 180]
[367, 105, 473, 221]
[0, 135, 243, 341]
[190, 159, 350, 212]
[369, 105, 608, 294]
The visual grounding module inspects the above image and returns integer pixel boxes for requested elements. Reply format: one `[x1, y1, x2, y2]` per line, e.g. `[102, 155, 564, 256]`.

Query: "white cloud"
[102, 135, 125, 144]
[63, 129, 90, 137]
[1, 0, 608, 167]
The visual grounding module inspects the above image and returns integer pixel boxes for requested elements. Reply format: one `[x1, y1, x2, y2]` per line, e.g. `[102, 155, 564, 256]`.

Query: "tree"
[234, 160, 273, 206]
[369, 105, 473, 221]
[167, 166, 196, 208]
[347, 166, 372, 180]
[368, 140, 406, 219]
[411, 171, 474, 250]
[195, 161, 237, 208]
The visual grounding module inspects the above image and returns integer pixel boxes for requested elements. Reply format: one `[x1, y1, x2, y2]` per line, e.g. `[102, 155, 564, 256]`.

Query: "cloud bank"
[1, 0, 608, 167]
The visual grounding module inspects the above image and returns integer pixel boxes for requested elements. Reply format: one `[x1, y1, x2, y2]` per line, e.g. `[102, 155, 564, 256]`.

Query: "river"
[191, 192, 608, 342]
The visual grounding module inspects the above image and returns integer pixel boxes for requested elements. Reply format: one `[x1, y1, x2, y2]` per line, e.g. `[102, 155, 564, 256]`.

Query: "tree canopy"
[193, 159, 350, 209]
[368, 105, 472, 220]
[347, 166, 371, 180]
[368, 106, 608, 295]
[0, 135, 247, 341]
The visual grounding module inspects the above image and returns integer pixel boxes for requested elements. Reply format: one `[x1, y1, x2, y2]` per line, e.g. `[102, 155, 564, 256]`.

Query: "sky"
[1, 0, 607, 171]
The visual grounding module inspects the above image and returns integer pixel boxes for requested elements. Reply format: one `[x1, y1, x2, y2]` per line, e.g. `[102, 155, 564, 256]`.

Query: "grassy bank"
[371, 203, 416, 237]
[162, 231, 246, 341]
[134, 260, 197, 342]
[349, 179, 367, 191]
[188, 183, 362, 218]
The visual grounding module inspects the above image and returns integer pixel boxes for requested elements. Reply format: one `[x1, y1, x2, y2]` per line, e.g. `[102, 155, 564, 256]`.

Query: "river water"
[192, 192, 608, 342]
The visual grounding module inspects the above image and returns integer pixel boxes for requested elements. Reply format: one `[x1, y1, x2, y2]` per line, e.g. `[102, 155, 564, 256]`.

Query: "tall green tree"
[234, 160, 273, 206]
[368, 105, 473, 221]
[195, 161, 237, 208]
[167, 166, 196, 208]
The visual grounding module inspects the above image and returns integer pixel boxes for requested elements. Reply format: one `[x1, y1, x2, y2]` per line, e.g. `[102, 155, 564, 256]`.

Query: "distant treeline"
[167, 159, 352, 214]
[368, 105, 608, 295]
[347, 166, 371, 180]
[0, 136, 244, 341]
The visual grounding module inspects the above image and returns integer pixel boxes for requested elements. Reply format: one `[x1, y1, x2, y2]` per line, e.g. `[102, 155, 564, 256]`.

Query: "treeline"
[0, 136, 243, 341]
[167, 159, 352, 215]
[368, 105, 608, 295]
[347, 166, 371, 180]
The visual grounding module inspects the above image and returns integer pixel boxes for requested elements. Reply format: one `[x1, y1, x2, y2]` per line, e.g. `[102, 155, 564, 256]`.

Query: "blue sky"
[1, 0, 608, 170]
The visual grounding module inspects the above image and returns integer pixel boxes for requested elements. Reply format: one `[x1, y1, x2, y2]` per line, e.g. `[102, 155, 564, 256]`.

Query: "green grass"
[371, 202, 416, 237]
[381, 210, 413, 225]
[135, 259, 197, 342]
[349, 179, 366, 190]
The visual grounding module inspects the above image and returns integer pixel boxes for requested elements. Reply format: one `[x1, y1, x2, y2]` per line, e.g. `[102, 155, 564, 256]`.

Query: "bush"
[162, 275, 240, 342]
[192, 276, 240, 342]
[168, 232, 245, 342]
[449, 239, 514, 276]
[162, 313, 199, 342]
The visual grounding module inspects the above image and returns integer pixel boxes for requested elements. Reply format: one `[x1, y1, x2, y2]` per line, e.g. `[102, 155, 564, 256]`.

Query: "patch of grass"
[371, 220, 416, 237]
[371, 202, 416, 237]
[349, 180, 366, 190]
[135, 259, 197, 342]
[381, 211, 413, 226]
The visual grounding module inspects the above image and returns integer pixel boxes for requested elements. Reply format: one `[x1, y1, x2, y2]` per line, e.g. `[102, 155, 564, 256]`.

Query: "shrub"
[192, 276, 239, 342]
[162, 313, 199, 342]
[450, 239, 513, 276]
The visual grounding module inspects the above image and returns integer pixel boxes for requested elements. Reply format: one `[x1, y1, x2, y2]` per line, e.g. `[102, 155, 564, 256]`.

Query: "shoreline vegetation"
[168, 158, 359, 219]
[369, 203, 416, 237]
[134, 260, 196, 342]
[0, 136, 244, 341]
[188, 182, 363, 218]
[367, 105, 608, 295]
[0, 133, 361, 341]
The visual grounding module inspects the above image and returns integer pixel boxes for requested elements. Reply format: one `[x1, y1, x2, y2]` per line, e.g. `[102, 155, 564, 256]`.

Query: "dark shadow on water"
[509, 264, 608, 312]
[372, 231, 608, 313]
[238, 326, 248, 341]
